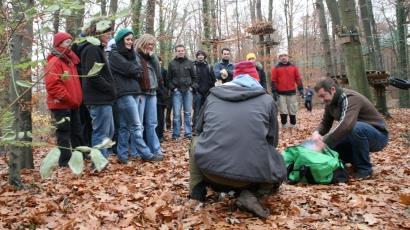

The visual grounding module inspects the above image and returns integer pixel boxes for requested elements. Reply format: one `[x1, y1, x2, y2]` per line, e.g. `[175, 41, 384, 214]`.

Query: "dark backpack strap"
[299, 165, 317, 184]
[332, 161, 349, 183]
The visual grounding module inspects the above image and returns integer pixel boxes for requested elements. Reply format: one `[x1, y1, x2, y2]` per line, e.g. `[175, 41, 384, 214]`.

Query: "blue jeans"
[116, 95, 153, 160]
[333, 122, 388, 174]
[172, 89, 193, 139]
[193, 92, 204, 131]
[138, 95, 162, 155]
[87, 105, 114, 158]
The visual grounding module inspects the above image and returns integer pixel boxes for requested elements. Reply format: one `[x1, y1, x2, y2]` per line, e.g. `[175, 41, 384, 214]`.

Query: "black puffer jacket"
[193, 60, 215, 96]
[77, 42, 117, 105]
[167, 57, 198, 92]
[108, 47, 143, 97]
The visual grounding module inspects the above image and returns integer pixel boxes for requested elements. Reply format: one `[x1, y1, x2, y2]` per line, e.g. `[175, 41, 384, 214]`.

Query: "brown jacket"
[317, 88, 388, 147]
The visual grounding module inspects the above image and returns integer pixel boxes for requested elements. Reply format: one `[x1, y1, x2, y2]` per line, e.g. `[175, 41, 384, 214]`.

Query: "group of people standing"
[43, 23, 389, 219]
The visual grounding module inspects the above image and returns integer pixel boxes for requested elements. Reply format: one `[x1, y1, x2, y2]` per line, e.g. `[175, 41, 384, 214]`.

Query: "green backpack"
[282, 145, 348, 184]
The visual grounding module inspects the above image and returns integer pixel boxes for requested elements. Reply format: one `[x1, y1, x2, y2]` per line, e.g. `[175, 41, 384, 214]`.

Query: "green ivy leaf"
[61, 71, 69, 80]
[75, 146, 93, 152]
[93, 138, 115, 149]
[85, 62, 104, 77]
[61, 8, 72, 16]
[40, 147, 60, 179]
[16, 80, 34, 88]
[86, 36, 101, 46]
[68, 151, 84, 175]
[96, 20, 111, 33]
[89, 149, 108, 172]
[56, 117, 70, 124]
[45, 5, 60, 13]
[0, 132, 16, 141]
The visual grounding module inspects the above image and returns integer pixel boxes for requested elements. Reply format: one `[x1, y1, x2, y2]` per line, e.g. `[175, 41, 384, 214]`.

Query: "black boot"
[190, 182, 207, 202]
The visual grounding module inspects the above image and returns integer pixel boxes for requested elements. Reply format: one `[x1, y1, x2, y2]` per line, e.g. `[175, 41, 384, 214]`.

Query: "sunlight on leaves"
[68, 151, 84, 175]
[40, 147, 61, 179]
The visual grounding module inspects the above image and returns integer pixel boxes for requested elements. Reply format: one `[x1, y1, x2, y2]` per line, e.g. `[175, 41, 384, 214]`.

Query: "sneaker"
[185, 136, 192, 140]
[282, 123, 289, 129]
[235, 189, 270, 218]
[172, 137, 179, 141]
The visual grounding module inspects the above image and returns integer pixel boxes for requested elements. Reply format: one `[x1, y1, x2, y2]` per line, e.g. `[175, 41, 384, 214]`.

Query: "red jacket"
[44, 54, 83, 109]
[271, 62, 303, 95]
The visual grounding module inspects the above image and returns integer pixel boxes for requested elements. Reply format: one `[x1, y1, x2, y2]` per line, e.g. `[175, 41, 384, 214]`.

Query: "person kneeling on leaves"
[189, 61, 287, 218]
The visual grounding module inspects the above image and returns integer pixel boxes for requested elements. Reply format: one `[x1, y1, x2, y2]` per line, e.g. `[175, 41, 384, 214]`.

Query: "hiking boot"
[282, 123, 289, 129]
[235, 189, 270, 218]
[190, 182, 207, 202]
[118, 158, 128, 164]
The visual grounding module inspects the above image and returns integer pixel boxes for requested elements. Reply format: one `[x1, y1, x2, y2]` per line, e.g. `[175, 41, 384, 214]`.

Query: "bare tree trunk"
[109, 0, 118, 29]
[268, 0, 273, 22]
[338, 0, 371, 98]
[325, 0, 345, 74]
[53, 10, 60, 33]
[100, 0, 107, 16]
[235, 0, 241, 58]
[358, 0, 375, 69]
[202, 0, 211, 55]
[145, 0, 156, 34]
[256, 0, 264, 67]
[9, 0, 34, 188]
[159, 0, 166, 59]
[132, 0, 143, 37]
[316, 0, 335, 76]
[397, 0, 409, 107]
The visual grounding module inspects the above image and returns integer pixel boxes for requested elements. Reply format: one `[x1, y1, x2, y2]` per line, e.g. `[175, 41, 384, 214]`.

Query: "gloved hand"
[220, 69, 228, 79]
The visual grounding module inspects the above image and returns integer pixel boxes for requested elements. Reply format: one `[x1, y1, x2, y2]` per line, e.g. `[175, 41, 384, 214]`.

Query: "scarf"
[138, 51, 152, 91]
[117, 41, 135, 60]
[51, 47, 80, 65]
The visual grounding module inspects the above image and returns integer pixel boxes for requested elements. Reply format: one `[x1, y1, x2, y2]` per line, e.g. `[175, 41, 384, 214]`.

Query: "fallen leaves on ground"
[0, 108, 409, 229]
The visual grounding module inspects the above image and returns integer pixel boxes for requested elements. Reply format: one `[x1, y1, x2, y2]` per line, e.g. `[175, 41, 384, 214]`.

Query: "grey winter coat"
[194, 84, 287, 183]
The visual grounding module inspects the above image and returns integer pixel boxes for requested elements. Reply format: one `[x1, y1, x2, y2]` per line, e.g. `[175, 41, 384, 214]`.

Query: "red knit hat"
[53, 32, 72, 48]
[233, 61, 259, 81]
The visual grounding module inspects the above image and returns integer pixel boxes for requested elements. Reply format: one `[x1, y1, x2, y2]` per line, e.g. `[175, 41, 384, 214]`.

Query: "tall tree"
[337, 0, 371, 98]
[256, 0, 264, 67]
[359, 0, 379, 70]
[66, 0, 85, 37]
[316, 0, 335, 76]
[159, 0, 166, 60]
[396, 0, 409, 107]
[109, 0, 118, 29]
[132, 0, 143, 37]
[202, 0, 211, 55]
[145, 0, 155, 34]
[325, 0, 344, 75]
[8, 0, 35, 187]
[100, 0, 107, 15]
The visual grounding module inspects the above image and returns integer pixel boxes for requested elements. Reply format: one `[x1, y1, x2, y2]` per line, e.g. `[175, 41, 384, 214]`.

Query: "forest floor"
[0, 108, 409, 229]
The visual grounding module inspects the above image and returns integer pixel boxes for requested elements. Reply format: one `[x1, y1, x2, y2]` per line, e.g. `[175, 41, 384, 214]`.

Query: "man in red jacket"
[44, 32, 83, 167]
[271, 52, 304, 128]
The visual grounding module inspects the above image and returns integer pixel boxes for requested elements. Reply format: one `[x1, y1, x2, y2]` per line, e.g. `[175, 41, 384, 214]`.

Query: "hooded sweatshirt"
[194, 76, 286, 183]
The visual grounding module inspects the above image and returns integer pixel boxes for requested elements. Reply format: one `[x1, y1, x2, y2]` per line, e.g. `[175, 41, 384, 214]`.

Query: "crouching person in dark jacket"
[189, 61, 287, 218]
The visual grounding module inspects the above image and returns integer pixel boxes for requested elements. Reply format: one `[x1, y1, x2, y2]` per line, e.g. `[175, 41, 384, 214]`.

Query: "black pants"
[165, 104, 172, 130]
[304, 100, 312, 112]
[79, 104, 92, 146]
[51, 108, 84, 166]
[156, 104, 166, 139]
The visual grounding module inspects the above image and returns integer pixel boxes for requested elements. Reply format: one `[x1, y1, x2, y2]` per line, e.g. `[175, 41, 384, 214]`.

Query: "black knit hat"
[196, 50, 207, 59]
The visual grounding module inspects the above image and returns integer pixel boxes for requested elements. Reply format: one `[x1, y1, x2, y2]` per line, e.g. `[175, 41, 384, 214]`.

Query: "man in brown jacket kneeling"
[311, 78, 389, 180]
